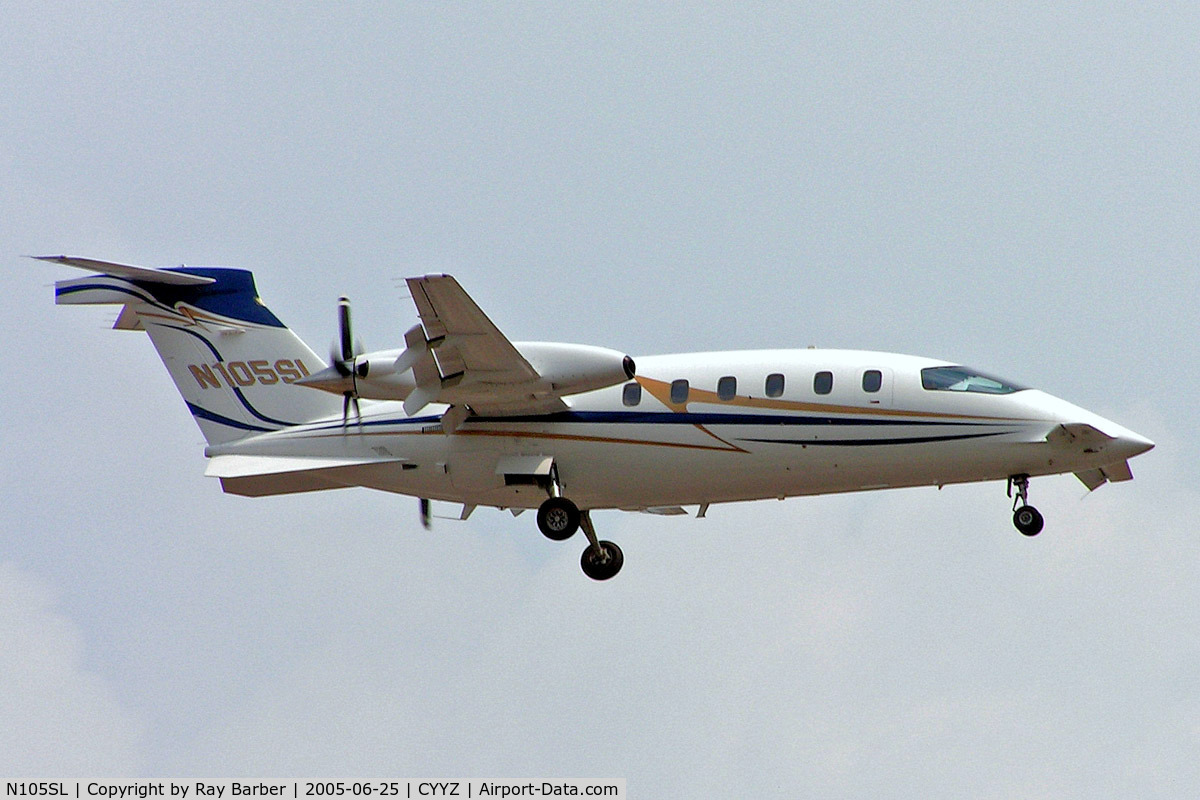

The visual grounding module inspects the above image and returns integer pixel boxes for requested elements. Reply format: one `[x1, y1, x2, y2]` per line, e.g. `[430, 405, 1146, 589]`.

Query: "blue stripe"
[473, 410, 1000, 428]
[142, 268, 285, 327]
[57, 268, 284, 328]
[56, 282, 176, 316]
[165, 325, 302, 428]
[311, 410, 1013, 432]
[305, 414, 441, 433]
[186, 402, 274, 432]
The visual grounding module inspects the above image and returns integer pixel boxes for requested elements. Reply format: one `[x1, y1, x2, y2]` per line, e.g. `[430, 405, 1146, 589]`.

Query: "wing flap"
[406, 276, 538, 382]
[494, 455, 554, 476]
[643, 506, 689, 516]
[400, 275, 565, 415]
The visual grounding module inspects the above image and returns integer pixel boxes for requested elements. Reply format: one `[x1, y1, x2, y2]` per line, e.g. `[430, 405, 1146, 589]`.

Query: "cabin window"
[921, 366, 1026, 395]
[765, 373, 785, 398]
[717, 376, 737, 401]
[670, 379, 690, 404]
[622, 382, 642, 407]
[814, 371, 833, 395]
[862, 369, 883, 393]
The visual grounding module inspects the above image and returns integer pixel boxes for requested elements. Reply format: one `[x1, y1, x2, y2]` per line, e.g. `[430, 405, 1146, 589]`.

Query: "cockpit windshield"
[920, 366, 1027, 395]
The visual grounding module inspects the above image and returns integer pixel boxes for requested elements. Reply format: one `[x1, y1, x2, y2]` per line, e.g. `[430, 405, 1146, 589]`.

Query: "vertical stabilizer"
[48, 257, 342, 445]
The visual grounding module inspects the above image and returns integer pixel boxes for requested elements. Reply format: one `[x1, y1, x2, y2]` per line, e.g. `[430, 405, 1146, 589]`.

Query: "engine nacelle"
[353, 348, 416, 401]
[514, 342, 636, 396]
[302, 342, 636, 407]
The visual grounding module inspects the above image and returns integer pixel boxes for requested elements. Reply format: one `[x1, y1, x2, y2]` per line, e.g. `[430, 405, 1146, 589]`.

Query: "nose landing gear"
[1007, 474, 1044, 536]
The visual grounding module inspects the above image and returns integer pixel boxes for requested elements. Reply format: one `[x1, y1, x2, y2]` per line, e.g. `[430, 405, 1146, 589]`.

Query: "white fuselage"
[206, 348, 1153, 511]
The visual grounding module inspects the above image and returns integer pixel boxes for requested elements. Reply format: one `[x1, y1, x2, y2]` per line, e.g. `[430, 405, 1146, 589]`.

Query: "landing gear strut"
[536, 463, 580, 540]
[1007, 474, 1044, 537]
[534, 464, 624, 580]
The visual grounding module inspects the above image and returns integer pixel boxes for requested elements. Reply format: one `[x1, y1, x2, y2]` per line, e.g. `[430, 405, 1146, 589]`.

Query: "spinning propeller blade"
[327, 296, 365, 427]
[337, 296, 354, 365]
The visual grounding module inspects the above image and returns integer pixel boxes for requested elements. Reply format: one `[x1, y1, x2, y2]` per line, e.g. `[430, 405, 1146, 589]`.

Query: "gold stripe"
[138, 310, 188, 324]
[308, 425, 741, 452]
[690, 423, 748, 453]
[636, 376, 1021, 422]
[458, 428, 740, 451]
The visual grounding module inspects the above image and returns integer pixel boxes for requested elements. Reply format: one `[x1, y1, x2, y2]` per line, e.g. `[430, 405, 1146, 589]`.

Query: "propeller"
[330, 296, 365, 426]
[294, 296, 371, 426]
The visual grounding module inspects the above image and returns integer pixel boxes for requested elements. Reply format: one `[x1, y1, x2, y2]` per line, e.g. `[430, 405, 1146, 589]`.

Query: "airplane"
[41, 255, 1155, 580]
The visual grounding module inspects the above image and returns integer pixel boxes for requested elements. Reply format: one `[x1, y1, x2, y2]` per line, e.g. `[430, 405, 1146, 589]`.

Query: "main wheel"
[581, 540, 624, 581]
[1013, 505, 1044, 537]
[537, 496, 580, 541]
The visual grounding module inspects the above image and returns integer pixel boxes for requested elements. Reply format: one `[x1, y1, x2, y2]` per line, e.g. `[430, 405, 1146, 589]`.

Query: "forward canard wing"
[1042, 422, 1139, 491]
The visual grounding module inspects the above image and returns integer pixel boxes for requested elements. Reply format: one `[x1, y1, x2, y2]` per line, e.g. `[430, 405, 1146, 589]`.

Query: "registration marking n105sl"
[188, 359, 310, 389]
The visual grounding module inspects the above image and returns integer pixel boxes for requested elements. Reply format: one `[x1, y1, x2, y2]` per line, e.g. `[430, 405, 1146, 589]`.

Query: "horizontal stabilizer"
[206, 454, 406, 478]
[206, 454, 410, 497]
[35, 255, 216, 286]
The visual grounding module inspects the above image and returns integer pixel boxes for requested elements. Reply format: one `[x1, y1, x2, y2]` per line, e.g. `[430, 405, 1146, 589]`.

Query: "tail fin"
[46, 256, 342, 445]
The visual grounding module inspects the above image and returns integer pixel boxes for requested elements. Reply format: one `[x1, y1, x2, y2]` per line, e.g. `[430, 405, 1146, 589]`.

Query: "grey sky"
[3, 2, 1197, 796]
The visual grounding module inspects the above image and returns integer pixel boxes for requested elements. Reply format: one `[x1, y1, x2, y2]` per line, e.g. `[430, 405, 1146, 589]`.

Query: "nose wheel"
[1007, 474, 1044, 537]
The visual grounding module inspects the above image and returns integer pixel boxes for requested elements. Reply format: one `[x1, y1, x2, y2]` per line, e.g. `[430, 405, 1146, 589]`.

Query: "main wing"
[402, 275, 569, 417]
[293, 274, 633, 423]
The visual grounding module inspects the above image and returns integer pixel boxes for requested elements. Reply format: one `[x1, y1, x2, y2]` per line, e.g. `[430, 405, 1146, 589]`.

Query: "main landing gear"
[535, 467, 624, 581]
[536, 496, 579, 541]
[1007, 474, 1044, 537]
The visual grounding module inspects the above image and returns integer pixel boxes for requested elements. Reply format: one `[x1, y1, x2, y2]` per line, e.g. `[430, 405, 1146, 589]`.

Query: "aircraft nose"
[1113, 428, 1155, 460]
[1024, 391, 1154, 462]
[1081, 411, 1155, 461]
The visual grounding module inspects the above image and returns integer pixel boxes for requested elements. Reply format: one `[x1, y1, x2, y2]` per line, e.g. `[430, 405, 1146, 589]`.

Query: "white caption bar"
[3, 782, 626, 800]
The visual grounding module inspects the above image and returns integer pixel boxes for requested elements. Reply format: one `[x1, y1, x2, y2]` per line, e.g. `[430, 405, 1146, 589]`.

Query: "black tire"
[1013, 505, 1044, 537]
[537, 496, 580, 541]
[581, 540, 624, 581]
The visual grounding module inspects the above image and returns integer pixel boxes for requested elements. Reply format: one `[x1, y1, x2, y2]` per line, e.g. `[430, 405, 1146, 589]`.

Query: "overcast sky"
[3, 2, 1197, 796]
